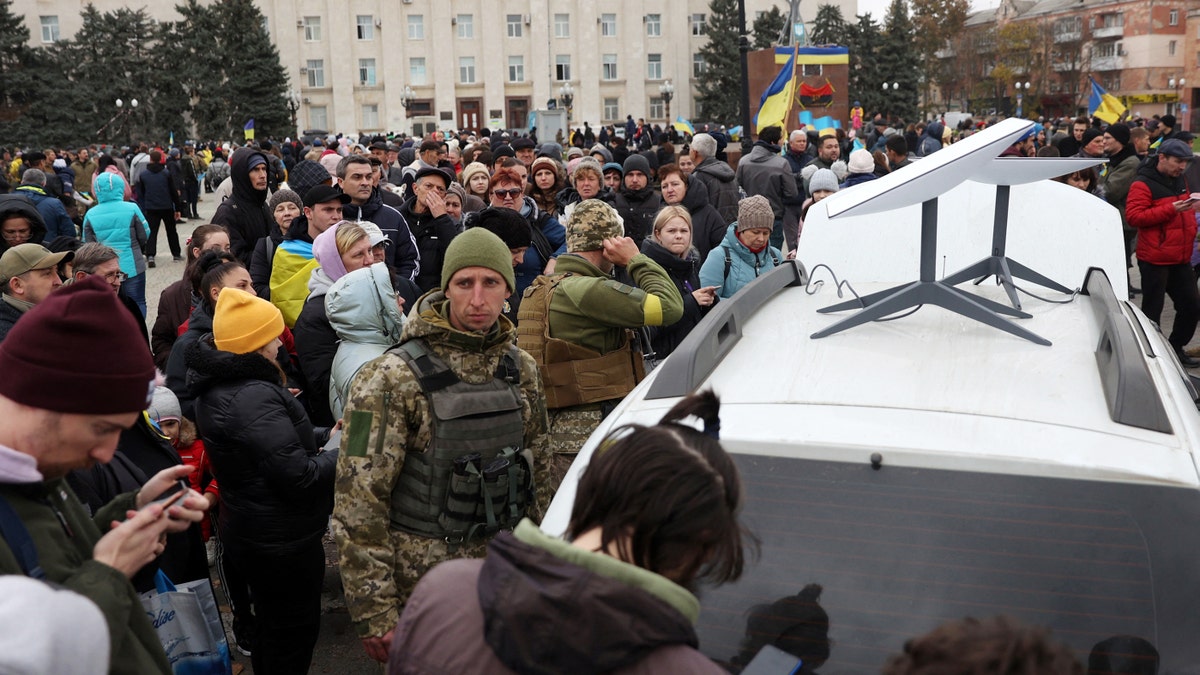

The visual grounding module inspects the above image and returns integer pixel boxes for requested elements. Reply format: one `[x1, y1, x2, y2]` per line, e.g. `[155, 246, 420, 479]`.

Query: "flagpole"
[783, 42, 800, 135]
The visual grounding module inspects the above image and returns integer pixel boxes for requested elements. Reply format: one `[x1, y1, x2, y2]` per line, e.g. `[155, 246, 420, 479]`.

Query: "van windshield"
[701, 455, 1200, 672]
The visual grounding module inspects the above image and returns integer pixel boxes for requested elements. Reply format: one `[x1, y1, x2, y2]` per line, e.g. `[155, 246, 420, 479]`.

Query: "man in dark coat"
[337, 154, 420, 282]
[135, 150, 183, 267]
[212, 147, 273, 267]
[612, 154, 661, 247]
[398, 167, 461, 292]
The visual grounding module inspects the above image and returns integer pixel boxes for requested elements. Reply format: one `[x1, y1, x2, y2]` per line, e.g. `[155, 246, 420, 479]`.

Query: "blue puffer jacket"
[82, 172, 150, 277]
[325, 264, 406, 419]
[699, 224, 783, 299]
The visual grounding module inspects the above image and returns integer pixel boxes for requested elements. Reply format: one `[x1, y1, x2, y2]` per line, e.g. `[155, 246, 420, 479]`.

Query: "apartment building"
[15, 0, 857, 135]
[934, 0, 1189, 125]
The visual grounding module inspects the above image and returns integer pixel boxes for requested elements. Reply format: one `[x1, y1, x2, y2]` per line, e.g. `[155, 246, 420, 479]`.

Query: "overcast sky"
[853, 0, 999, 22]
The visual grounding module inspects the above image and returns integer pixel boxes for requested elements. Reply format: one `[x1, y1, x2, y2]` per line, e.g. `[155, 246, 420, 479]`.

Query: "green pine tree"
[215, 0, 291, 140]
[809, 4, 850, 47]
[695, 0, 745, 125]
[0, 0, 32, 126]
[846, 14, 882, 114]
[752, 6, 787, 49]
[165, 0, 229, 141]
[877, 0, 921, 121]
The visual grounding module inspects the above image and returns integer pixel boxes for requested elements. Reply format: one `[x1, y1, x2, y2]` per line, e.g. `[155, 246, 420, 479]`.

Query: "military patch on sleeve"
[345, 410, 374, 457]
[601, 280, 637, 295]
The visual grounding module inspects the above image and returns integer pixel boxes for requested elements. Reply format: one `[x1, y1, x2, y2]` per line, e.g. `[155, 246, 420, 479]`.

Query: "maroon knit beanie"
[0, 275, 155, 414]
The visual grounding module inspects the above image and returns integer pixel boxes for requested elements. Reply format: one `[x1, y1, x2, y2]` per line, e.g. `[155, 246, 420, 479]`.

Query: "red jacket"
[1126, 163, 1196, 265]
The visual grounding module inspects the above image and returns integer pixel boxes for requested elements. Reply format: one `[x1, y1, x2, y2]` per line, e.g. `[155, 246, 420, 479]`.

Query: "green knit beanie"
[441, 227, 517, 292]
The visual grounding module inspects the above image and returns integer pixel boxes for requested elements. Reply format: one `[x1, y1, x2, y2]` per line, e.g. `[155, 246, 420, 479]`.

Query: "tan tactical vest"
[517, 273, 645, 410]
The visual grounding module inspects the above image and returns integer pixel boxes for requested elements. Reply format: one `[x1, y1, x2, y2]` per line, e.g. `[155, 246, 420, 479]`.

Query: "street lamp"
[1014, 81, 1031, 118]
[882, 82, 898, 115]
[559, 82, 575, 126]
[115, 98, 138, 145]
[1170, 77, 1186, 118]
[400, 85, 415, 112]
[659, 80, 674, 123]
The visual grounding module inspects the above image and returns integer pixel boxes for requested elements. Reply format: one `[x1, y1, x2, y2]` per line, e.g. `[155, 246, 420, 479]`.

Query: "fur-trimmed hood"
[184, 336, 283, 396]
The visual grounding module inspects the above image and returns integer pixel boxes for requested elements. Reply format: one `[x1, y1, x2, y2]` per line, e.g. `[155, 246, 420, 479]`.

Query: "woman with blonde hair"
[638, 205, 717, 358]
[293, 221, 373, 426]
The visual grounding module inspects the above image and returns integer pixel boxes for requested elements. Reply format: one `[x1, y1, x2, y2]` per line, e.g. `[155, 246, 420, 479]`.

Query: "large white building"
[14, 0, 857, 135]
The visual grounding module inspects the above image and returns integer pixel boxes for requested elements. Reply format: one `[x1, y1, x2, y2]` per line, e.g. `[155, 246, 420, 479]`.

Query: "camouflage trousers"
[546, 404, 605, 491]
[391, 529, 489, 609]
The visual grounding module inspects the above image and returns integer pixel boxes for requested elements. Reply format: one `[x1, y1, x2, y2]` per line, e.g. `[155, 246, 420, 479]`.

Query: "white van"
[542, 122, 1200, 671]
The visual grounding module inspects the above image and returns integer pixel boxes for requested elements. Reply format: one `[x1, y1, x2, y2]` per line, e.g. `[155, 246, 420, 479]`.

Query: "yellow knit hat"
[213, 287, 284, 354]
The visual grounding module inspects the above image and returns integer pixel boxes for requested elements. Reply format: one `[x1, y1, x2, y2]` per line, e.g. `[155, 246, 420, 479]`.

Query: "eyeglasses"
[102, 271, 128, 283]
[493, 188, 522, 199]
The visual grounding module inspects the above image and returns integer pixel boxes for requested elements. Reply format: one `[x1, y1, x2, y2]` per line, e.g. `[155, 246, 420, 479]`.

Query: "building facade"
[14, 0, 857, 136]
[932, 0, 1190, 126]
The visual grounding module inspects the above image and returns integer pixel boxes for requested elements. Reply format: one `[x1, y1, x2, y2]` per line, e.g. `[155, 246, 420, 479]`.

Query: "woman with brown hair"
[389, 390, 752, 675]
[658, 163, 726, 260]
[526, 156, 566, 217]
[151, 224, 231, 370]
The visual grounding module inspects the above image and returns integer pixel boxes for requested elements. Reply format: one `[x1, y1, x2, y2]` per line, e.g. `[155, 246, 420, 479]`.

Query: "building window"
[507, 14, 522, 38]
[310, 106, 328, 130]
[692, 14, 707, 36]
[602, 54, 618, 80]
[803, 64, 823, 76]
[556, 55, 571, 81]
[649, 97, 664, 119]
[459, 57, 476, 84]
[359, 58, 376, 86]
[306, 60, 325, 87]
[693, 54, 707, 78]
[646, 14, 661, 37]
[410, 57, 427, 86]
[457, 14, 473, 38]
[362, 104, 379, 129]
[303, 16, 321, 41]
[508, 56, 525, 82]
[554, 13, 570, 38]
[601, 13, 617, 37]
[647, 54, 662, 80]
[408, 15, 424, 40]
[1170, 40, 1177, 56]
[1170, 9, 1179, 25]
[604, 98, 619, 121]
[356, 15, 374, 40]
[39, 16, 59, 43]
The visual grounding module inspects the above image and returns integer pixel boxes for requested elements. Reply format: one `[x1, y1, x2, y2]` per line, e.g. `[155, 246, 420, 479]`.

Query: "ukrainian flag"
[673, 117, 695, 135]
[755, 50, 796, 134]
[1089, 77, 1126, 124]
[244, 118, 255, 141]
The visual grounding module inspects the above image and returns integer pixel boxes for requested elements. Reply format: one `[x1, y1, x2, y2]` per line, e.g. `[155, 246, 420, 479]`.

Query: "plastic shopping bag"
[140, 571, 232, 675]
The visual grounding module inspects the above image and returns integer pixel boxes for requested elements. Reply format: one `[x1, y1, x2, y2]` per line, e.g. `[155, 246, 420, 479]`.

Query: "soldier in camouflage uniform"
[331, 227, 552, 663]
[517, 199, 684, 488]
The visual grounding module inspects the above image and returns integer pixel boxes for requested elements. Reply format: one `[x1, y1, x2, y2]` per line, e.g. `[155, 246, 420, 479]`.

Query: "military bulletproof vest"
[386, 339, 531, 542]
[517, 273, 645, 410]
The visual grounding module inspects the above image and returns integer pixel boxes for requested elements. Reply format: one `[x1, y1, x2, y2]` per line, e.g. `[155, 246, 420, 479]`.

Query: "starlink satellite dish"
[813, 118, 1084, 345]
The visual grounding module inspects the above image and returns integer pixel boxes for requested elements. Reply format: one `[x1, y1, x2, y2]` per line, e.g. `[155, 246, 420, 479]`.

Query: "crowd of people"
[0, 108, 1184, 674]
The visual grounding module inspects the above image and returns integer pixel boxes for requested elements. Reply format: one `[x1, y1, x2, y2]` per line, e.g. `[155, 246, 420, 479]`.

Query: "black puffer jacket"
[212, 148, 274, 266]
[613, 186, 662, 247]
[640, 239, 713, 359]
[165, 303, 213, 420]
[677, 179, 726, 262]
[398, 195, 462, 292]
[186, 338, 336, 556]
[554, 185, 616, 214]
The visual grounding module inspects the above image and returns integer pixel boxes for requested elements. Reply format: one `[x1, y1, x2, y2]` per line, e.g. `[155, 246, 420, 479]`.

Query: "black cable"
[805, 263, 924, 321]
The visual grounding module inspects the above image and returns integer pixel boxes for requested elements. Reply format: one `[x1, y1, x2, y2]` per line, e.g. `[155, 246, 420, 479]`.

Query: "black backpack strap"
[723, 246, 732, 282]
[0, 493, 45, 579]
[495, 345, 521, 385]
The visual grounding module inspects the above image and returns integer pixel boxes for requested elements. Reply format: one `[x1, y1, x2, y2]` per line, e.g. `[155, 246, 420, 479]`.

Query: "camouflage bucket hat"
[566, 199, 624, 252]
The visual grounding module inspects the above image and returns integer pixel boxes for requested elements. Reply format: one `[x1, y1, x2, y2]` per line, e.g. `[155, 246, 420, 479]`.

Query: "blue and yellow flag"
[755, 50, 796, 134]
[1088, 77, 1126, 124]
[244, 118, 255, 141]
[673, 117, 695, 135]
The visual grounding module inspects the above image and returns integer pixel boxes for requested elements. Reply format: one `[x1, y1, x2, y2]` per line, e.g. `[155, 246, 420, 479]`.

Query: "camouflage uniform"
[331, 290, 551, 640]
[518, 200, 684, 486]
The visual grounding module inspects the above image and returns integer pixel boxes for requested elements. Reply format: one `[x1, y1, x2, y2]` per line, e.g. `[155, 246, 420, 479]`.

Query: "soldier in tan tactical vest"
[517, 199, 684, 488]
[332, 228, 552, 664]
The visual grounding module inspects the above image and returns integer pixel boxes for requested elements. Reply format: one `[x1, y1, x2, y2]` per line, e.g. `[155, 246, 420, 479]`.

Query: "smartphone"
[150, 478, 190, 509]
